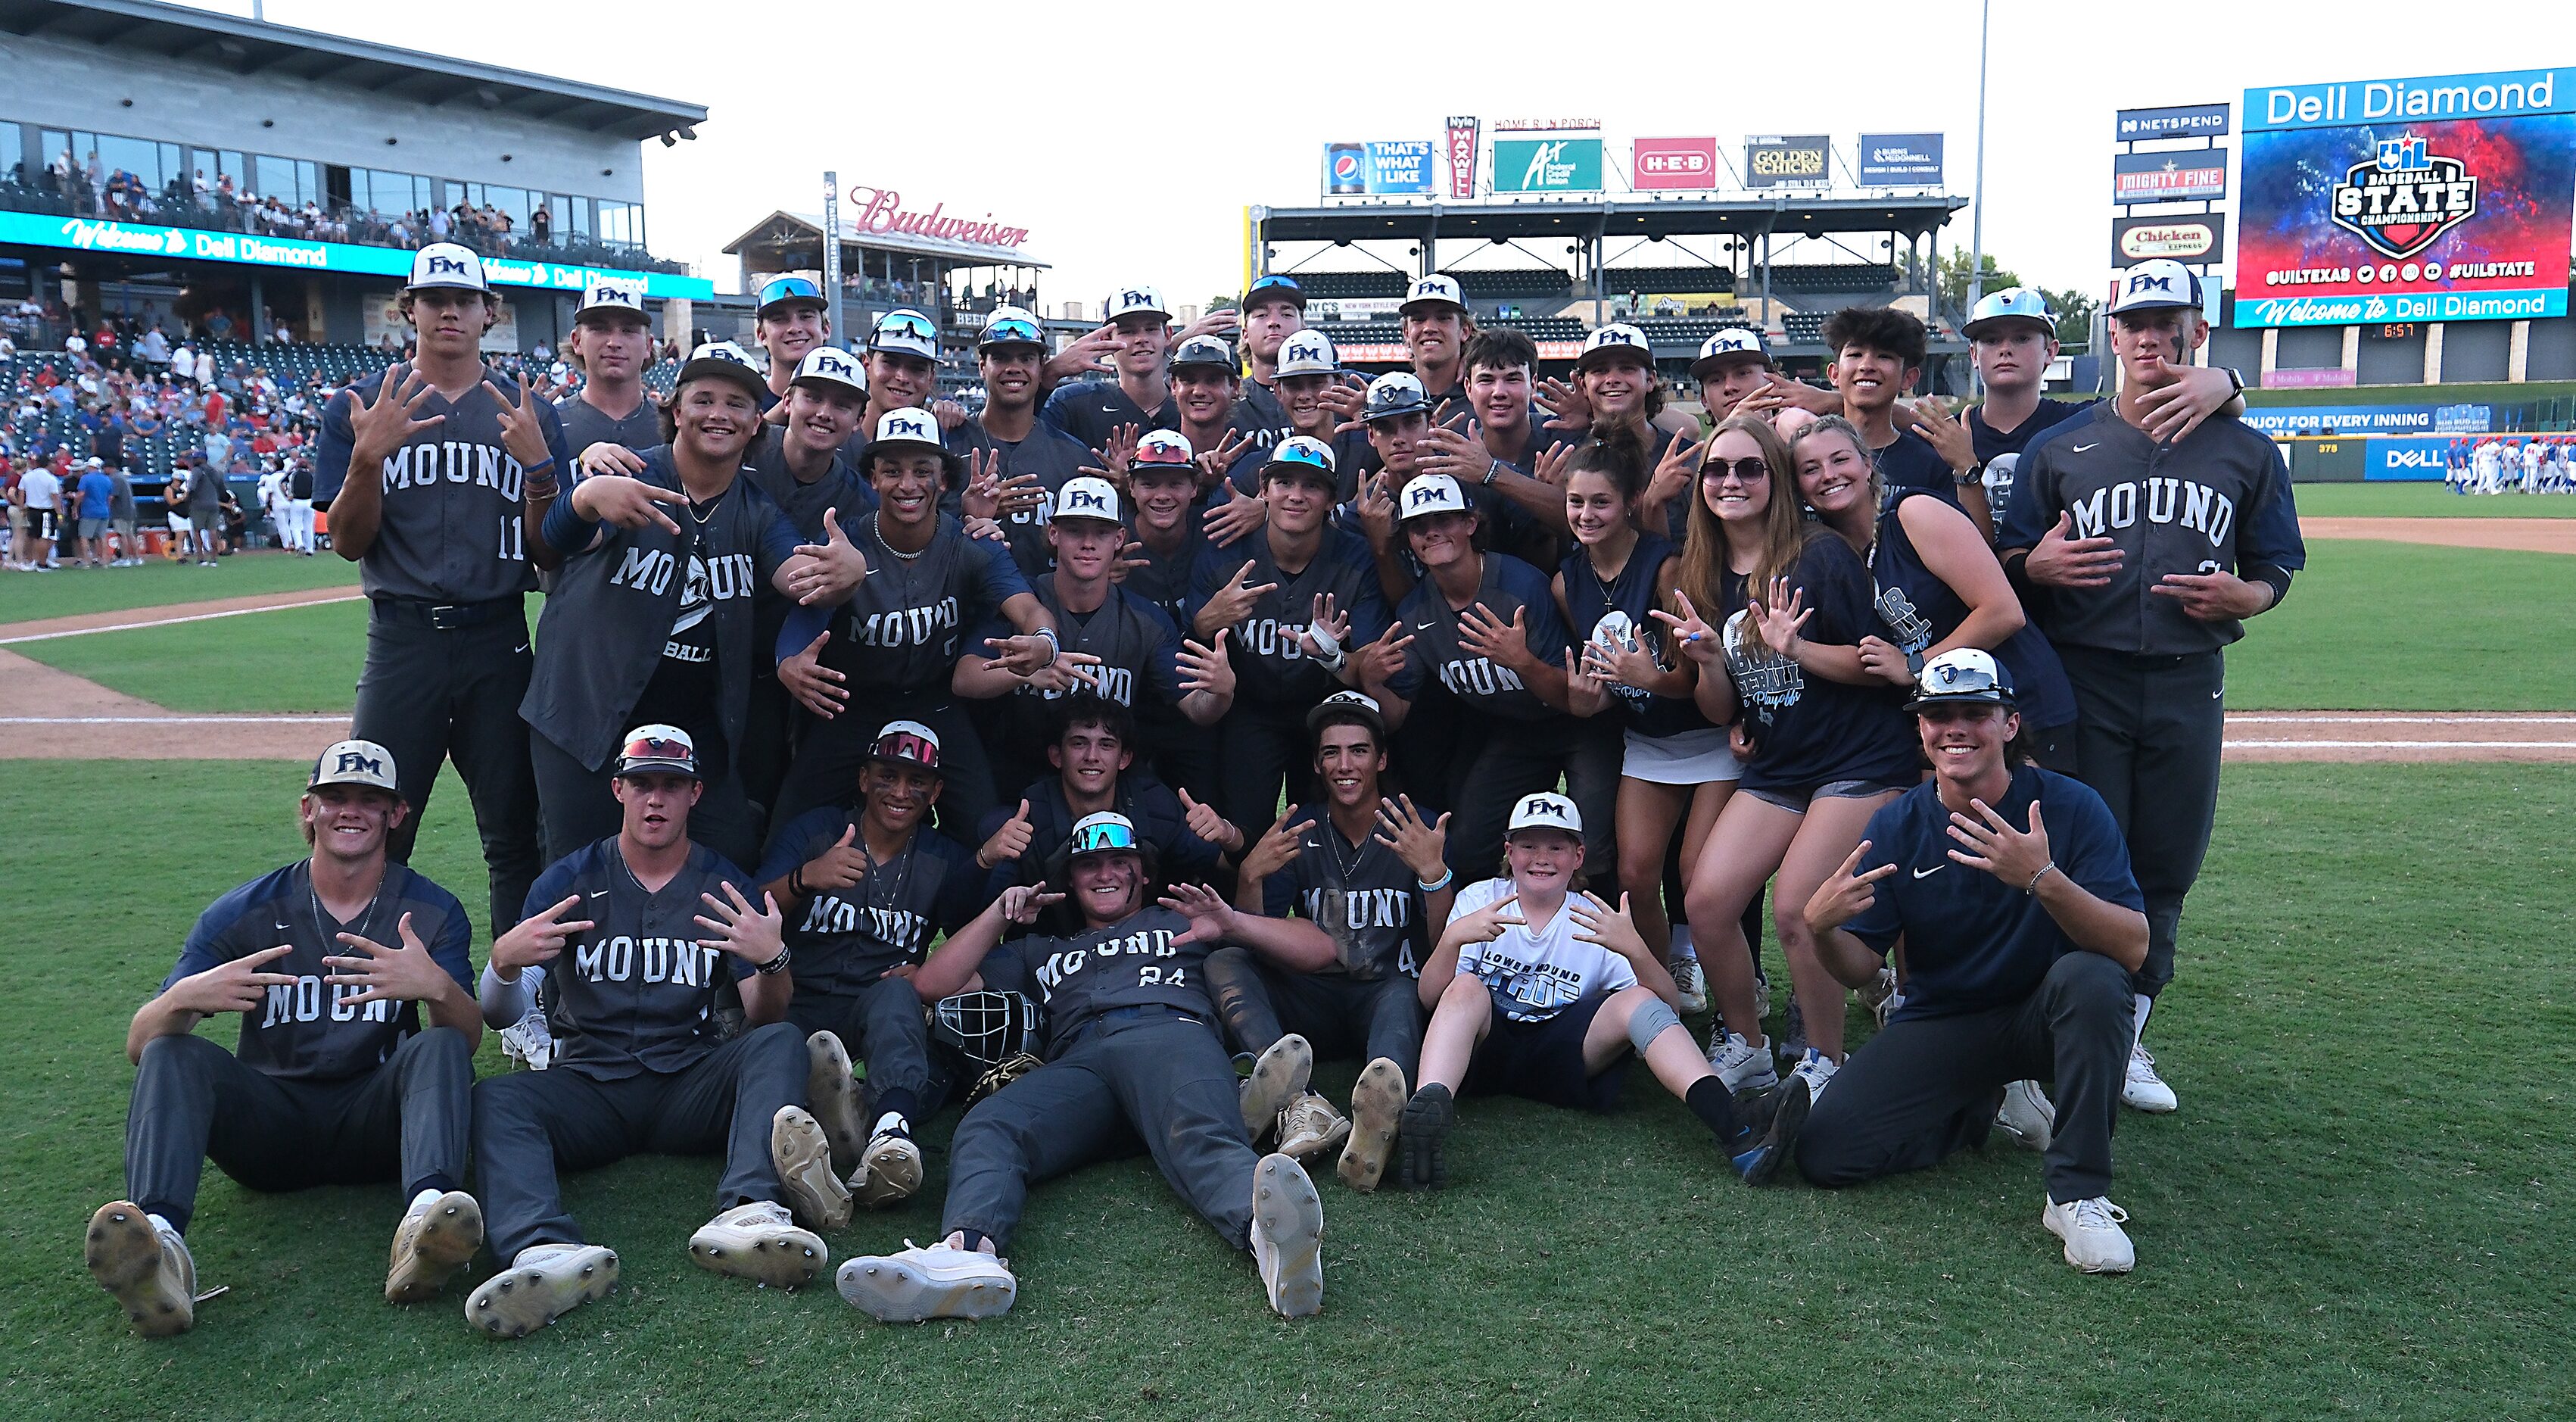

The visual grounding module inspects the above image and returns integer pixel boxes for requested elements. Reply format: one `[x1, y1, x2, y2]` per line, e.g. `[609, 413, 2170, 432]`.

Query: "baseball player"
[948, 307, 1095, 579]
[1117, 432, 1227, 803]
[469, 725, 836, 1337]
[1217, 329, 1370, 514]
[1409, 328, 1580, 547]
[1397, 794, 1791, 1190]
[317, 242, 570, 939]
[2521, 435, 2545, 494]
[834, 812, 1334, 1322]
[521, 345, 871, 872]
[1998, 259, 2304, 1115]
[1039, 285, 1182, 446]
[856, 307, 955, 464]
[1348, 370, 1447, 601]
[1796, 650, 2148, 1274]
[257, 461, 287, 551]
[1211, 691, 1448, 1189]
[283, 454, 314, 555]
[87, 741, 482, 1336]
[1188, 435, 1392, 849]
[974, 693, 1235, 892]
[749, 274, 831, 416]
[556, 279, 663, 457]
[1399, 274, 1475, 406]
[757, 721, 989, 1208]
[770, 407, 1059, 838]
[1229, 273, 1309, 450]
[1170, 333, 1246, 460]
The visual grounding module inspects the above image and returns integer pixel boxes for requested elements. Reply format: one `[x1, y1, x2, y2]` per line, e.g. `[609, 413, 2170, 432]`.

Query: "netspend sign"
[1633, 137, 1718, 191]
[1492, 138, 1604, 193]
[5, 210, 713, 299]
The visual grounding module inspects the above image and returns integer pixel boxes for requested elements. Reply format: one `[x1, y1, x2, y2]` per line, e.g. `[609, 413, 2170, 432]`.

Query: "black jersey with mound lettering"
[783, 513, 1033, 697]
[755, 811, 986, 995]
[522, 839, 757, 1080]
[947, 417, 1094, 579]
[555, 392, 663, 458]
[1039, 379, 1179, 447]
[1386, 552, 1568, 722]
[1718, 533, 1916, 794]
[164, 861, 473, 1082]
[1229, 380, 1287, 451]
[1258, 803, 1426, 981]
[979, 582, 1189, 746]
[990, 905, 1213, 1055]
[1121, 524, 1208, 634]
[1561, 532, 1712, 740]
[317, 370, 572, 602]
[745, 428, 874, 541]
[1185, 525, 1390, 707]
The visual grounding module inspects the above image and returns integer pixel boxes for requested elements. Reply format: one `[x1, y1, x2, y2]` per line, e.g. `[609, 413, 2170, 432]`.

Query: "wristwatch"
[2223, 366, 2246, 398]
[1952, 461, 1986, 488]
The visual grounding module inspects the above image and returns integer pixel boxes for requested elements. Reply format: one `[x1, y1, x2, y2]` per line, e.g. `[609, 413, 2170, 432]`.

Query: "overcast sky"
[205, 2, 2555, 308]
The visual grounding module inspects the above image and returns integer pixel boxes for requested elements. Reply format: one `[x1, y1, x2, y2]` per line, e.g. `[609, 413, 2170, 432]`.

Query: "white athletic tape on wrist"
[1303, 623, 1341, 659]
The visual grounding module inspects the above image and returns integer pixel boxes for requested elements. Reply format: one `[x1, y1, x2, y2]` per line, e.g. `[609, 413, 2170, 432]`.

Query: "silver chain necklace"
[310, 861, 388, 947]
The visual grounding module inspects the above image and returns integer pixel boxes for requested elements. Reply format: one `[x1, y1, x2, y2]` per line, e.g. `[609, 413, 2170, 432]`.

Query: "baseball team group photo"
[3, 5, 2570, 1418]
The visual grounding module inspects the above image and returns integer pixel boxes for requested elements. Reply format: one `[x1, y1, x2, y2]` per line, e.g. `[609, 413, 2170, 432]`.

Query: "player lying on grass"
[466, 725, 843, 1338]
[835, 812, 1338, 1322]
[89, 741, 484, 1337]
[1394, 793, 1802, 1190]
[1790, 650, 2150, 1274]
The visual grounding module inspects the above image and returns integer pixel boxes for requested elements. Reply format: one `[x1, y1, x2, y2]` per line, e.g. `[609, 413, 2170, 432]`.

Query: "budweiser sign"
[845, 186, 1031, 250]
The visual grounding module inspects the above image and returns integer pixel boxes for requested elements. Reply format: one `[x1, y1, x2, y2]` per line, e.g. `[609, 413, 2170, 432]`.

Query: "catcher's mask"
[931, 990, 1041, 1066]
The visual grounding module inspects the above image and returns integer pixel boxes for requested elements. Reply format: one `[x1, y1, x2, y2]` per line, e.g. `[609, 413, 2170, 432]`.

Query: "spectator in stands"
[530, 204, 552, 246]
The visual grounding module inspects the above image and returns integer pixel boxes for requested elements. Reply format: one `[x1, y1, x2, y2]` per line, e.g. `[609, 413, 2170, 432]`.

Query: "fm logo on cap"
[1407, 482, 1449, 509]
[1062, 485, 1114, 516]
[425, 254, 473, 276]
[1288, 336, 1325, 359]
[1594, 327, 1640, 347]
[335, 749, 385, 777]
[2127, 270, 2175, 296]
[1521, 795, 1567, 821]
[885, 412, 933, 440]
[811, 351, 856, 379]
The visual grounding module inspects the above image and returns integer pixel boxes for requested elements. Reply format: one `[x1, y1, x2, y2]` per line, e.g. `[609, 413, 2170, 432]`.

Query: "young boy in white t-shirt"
[1396, 793, 1805, 1189]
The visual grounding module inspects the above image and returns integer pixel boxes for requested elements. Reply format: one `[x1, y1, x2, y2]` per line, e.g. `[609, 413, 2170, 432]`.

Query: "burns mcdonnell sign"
[845, 186, 1030, 251]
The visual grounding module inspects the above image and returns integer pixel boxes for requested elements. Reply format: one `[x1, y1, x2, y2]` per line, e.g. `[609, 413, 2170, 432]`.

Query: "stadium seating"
[1291, 272, 1408, 301]
[1598, 267, 1737, 295]
[1490, 316, 1584, 341]
[1452, 269, 1573, 300]
[1781, 310, 1832, 345]
[1636, 317, 1761, 345]
[1761, 264, 1898, 294]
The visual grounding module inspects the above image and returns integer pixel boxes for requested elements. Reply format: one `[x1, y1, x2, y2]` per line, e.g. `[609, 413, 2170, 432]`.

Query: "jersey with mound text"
[1185, 526, 1390, 707]
[1386, 552, 1569, 722]
[521, 839, 758, 1080]
[755, 811, 986, 996]
[980, 582, 1193, 747]
[317, 369, 571, 603]
[1447, 878, 1637, 1023]
[165, 860, 473, 1081]
[782, 513, 1035, 697]
[989, 905, 1215, 1056]
[1260, 804, 1428, 981]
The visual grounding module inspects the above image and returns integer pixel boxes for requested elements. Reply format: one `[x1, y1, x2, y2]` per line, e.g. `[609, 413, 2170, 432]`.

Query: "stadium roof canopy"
[1254, 194, 1970, 245]
[723, 211, 1051, 271]
[0, 0, 706, 139]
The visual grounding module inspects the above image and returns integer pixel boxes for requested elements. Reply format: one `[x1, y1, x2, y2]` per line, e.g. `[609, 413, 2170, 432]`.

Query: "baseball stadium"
[2, 5, 2569, 1420]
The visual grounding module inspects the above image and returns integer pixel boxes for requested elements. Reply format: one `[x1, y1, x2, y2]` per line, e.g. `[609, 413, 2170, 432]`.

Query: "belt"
[371, 594, 522, 631]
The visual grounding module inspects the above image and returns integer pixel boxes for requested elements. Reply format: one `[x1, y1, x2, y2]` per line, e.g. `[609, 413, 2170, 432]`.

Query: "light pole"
[1967, 0, 1990, 322]
[821, 170, 844, 350]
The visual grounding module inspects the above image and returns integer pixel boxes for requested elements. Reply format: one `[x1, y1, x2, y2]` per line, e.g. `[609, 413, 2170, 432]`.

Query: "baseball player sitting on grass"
[1791, 650, 2149, 1274]
[755, 720, 990, 1211]
[1396, 793, 1800, 1190]
[89, 741, 484, 1337]
[466, 725, 843, 1338]
[835, 812, 1338, 1323]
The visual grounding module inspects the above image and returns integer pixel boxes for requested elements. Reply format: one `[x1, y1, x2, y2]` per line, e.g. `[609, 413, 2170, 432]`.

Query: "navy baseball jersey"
[947, 418, 1094, 578]
[983, 582, 1188, 729]
[521, 839, 758, 1080]
[2001, 404, 2304, 655]
[1844, 765, 2142, 1021]
[754, 811, 986, 996]
[1185, 526, 1390, 706]
[1259, 803, 1427, 981]
[992, 905, 1213, 1055]
[1560, 532, 1712, 739]
[1121, 525, 1209, 634]
[1717, 535, 1917, 794]
[316, 370, 571, 602]
[555, 392, 664, 458]
[783, 513, 1033, 697]
[1039, 378, 1178, 447]
[164, 861, 473, 1082]
[744, 428, 874, 541]
[1386, 553, 1568, 722]
[1229, 382, 1288, 451]
[1870, 491, 2077, 731]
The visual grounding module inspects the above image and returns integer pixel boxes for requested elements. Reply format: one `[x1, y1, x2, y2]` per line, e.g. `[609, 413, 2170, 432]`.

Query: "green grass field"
[17, 599, 367, 713]
[2, 760, 2568, 1420]
[0, 550, 358, 625]
[2288, 483, 2576, 518]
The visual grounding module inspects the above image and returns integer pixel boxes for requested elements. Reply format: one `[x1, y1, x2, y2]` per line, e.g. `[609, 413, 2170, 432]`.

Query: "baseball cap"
[615, 724, 699, 778]
[1363, 372, 1429, 423]
[1964, 287, 2057, 338]
[1399, 472, 1470, 521]
[1275, 331, 1340, 379]
[574, 278, 649, 325]
[1506, 791, 1583, 838]
[789, 345, 868, 397]
[308, 738, 400, 796]
[1129, 429, 1197, 479]
[1244, 274, 1307, 310]
[1169, 334, 1238, 375]
[1906, 647, 2017, 711]
[1262, 434, 1338, 485]
[867, 719, 944, 775]
[1576, 323, 1652, 371]
[406, 242, 487, 292]
[1067, 812, 1143, 859]
[755, 274, 827, 318]
[977, 306, 1046, 352]
[2109, 260, 2203, 316]
[1400, 273, 1466, 316]
[868, 307, 941, 361]
[1306, 688, 1385, 738]
[1050, 474, 1123, 524]
[677, 341, 768, 403]
[1690, 327, 1771, 379]
[84, 455, 104, 468]
[1104, 285, 1170, 322]
[869, 407, 949, 461]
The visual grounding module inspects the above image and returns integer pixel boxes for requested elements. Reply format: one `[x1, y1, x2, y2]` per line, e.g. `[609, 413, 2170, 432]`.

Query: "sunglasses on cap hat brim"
[1244, 278, 1307, 308]
[867, 731, 945, 774]
[1907, 661, 2015, 711]
[616, 732, 701, 777]
[1068, 819, 1142, 856]
[978, 317, 1045, 350]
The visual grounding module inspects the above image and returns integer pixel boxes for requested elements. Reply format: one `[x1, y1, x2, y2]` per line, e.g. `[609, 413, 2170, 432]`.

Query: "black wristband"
[753, 943, 793, 976]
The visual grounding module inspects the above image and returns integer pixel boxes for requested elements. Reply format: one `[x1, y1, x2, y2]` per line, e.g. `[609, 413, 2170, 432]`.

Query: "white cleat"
[1670, 956, 1709, 1015]
[85, 1202, 195, 1337]
[1707, 1030, 1777, 1093]
[773, 1106, 852, 1231]
[1995, 1080, 2055, 1153]
[836, 1241, 1017, 1322]
[1250, 1153, 1324, 1318]
[805, 1031, 867, 1166]
[2042, 1196, 2136, 1274]
[2122, 1043, 2178, 1113]
[853, 1129, 924, 1210]
[465, 1242, 618, 1338]
[1788, 1048, 1839, 1104]
[1338, 1057, 1407, 1192]
[1239, 1034, 1313, 1143]
[688, 1201, 827, 1289]
[386, 1189, 484, 1303]
[1275, 1092, 1353, 1165]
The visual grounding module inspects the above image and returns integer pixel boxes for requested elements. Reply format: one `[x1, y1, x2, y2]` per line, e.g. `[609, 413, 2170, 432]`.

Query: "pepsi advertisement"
[1323, 141, 1435, 196]
[2235, 68, 2576, 329]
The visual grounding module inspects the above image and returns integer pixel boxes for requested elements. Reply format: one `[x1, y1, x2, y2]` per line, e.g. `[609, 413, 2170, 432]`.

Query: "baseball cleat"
[385, 1189, 484, 1304]
[805, 1031, 867, 1166]
[1706, 1030, 1777, 1093]
[1397, 1083, 1456, 1190]
[465, 1243, 617, 1338]
[85, 1202, 195, 1337]
[853, 1128, 924, 1210]
[1338, 1057, 1407, 1192]
[1995, 1079, 2055, 1152]
[836, 1241, 1016, 1322]
[1670, 956, 1709, 1015]
[1250, 1153, 1325, 1318]
[1275, 1092, 1352, 1165]
[1239, 1034, 1313, 1144]
[1740, 1074, 1810, 1186]
[2042, 1195, 2136, 1274]
[689, 1201, 827, 1288]
[773, 1106, 852, 1231]
[2122, 1044, 2178, 1113]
